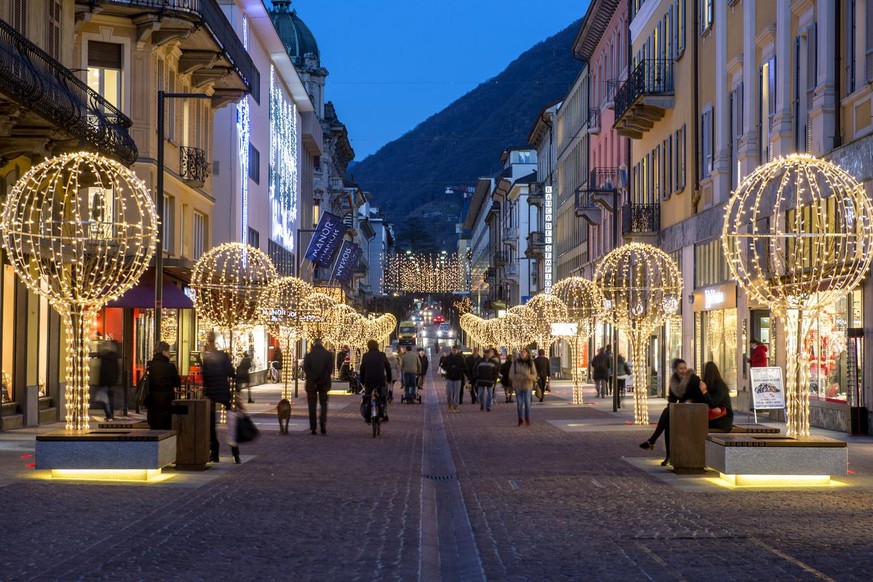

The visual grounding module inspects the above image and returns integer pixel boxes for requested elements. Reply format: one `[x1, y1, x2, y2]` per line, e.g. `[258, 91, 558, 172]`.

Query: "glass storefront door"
[696, 308, 739, 395]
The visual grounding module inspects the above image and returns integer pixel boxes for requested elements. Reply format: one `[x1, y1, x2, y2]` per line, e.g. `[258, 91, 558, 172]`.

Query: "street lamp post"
[154, 91, 216, 347]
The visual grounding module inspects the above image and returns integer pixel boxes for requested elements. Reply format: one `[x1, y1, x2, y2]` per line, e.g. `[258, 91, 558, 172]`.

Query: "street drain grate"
[422, 473, 457, 481]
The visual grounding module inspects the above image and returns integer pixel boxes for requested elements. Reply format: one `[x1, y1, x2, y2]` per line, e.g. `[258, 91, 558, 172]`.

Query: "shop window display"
[805, 291, 862, 402]
[698, 308, 738, 395]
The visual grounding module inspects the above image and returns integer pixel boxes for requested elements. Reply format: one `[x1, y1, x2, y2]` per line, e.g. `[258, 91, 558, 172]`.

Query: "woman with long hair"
[639, 358, 702, 465]
[510, 348, 537, 426]
[701, 361, 734, 432]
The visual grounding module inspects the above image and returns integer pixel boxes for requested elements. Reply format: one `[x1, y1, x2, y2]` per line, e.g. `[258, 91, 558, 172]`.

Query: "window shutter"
[47, 0, 61, 60]
[672, 3, 679, 59]
[867, 0, 873, 82]
[88, 42, 123, 69]
[12, 0, 27, 33]
[768, 58, 776, 160]
[806, 25, 817, 152]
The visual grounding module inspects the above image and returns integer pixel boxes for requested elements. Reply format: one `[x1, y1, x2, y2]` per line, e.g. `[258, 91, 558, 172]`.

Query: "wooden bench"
[726, 423, 780, 434]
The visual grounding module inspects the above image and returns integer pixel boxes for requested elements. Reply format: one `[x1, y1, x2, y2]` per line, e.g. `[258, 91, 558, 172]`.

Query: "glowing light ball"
[0, 152, 158, 430]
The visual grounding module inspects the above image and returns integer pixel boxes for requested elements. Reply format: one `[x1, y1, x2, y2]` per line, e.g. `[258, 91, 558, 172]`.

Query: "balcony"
[505, 263, 519, 278]
[605, 79, 620, 109]
[485, 201, 501, 223]
[578, 168, 619, 212]
[575, 191, 602, 226]
[77, 0, 257, 97]
[587, 108, 601, 134]
[614, 60, 674, 139]
[0, 19, 137, 165]
[503, 227, 518, 245]
[527, 182, 544, 206]
[180, 146, 208, 186]
[622, 202, 660, 241]
[492, 250, 509, 266]
[524, 231, 546, 259]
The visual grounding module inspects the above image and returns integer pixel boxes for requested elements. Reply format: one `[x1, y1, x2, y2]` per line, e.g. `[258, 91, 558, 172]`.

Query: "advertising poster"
[331, 241, 363, 284]
[750, 366, 786, 410]
[303, 211, 345, 267]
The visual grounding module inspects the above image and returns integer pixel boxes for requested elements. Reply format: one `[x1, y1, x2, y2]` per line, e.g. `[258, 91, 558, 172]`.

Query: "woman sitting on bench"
[639, 358, 703, 465]
[700, 361, 734, 433]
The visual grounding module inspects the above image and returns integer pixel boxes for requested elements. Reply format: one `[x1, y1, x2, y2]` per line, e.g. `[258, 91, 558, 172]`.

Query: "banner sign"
[750, 366, 786, 410]
[331, 241, 363, 284]
[304, 212, 346, 267]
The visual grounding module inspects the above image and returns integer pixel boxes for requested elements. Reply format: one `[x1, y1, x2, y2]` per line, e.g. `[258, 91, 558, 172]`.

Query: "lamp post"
[154, 91, 217, 347]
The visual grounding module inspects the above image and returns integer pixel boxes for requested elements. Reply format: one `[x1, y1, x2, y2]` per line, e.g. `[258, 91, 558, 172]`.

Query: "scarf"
[670, 370, 695, 401]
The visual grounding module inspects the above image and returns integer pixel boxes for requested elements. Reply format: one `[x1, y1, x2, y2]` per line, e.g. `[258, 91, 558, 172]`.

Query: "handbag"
[708, 406, 728, 421]
[136, 374, 150, 406]
[236, 413, 260, 443]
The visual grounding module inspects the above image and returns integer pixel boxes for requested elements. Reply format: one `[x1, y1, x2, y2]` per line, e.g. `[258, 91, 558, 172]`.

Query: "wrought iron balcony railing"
[580, 168, 619, 193]
[0, 18, 137, 164]
[180, 146, 209, 184]
[527, 182, 544, 206]
[527, 231, 546, 247]
[492, 250, 509, 266]
[614, 59, 674, 123]
[86, 0, 258, 95]
[622, 202, 660, 236]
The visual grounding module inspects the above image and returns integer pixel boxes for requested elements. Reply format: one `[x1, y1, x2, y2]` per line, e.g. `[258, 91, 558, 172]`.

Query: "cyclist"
[360, 340, 392, 424]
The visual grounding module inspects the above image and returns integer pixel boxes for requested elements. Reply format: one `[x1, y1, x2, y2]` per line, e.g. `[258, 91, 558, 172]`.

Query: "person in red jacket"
[748, 338, 768, 368]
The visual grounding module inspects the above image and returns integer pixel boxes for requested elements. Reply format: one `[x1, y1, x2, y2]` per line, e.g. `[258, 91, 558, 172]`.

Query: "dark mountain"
[350, 20, 583, 250]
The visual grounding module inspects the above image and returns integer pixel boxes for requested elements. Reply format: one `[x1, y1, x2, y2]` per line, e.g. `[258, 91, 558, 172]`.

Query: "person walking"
[500, 353, 514, 403]
[534, 348, 550, 402]
[97, 340, 120, 421]
[146, 341, 181, 430]
[417, 348, 430, 391]
[442, 345, 466, 413]
[201, 332, 235, 463]
[639, 358, 703, 465]
[236, 351, 253, 403]
[748, 338, 768, 368]
[510, 348, 537, 426]
[590, 348, 609, 398]
[303, 338, 334, 435]
[615, 353, 631, 399]
[360, 340, 392, 423]
[464, 347, 483, 405]
[225, 396, 246, 464]
[474, 348, 500, 411]
[603, 344, 614, 397]
[388, 349, 402, 402]
[401, 346, 421, 403]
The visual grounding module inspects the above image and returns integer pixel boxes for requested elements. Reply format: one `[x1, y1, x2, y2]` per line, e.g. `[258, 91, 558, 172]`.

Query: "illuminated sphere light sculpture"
[191, 243, 278, 350]
[257, 276, 312, 398]
[722, 154, 873, 437]
[553, 277, 604, 404]
[595, 243, 682, 425]
[505, 305, 536, 350]
[525, 293, 569, 352]
[299, 292, 338, 346]
[0, 152, 158, 430]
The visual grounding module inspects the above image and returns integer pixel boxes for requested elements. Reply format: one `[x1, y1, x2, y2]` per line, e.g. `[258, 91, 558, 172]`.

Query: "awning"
[106, 277, 193, 309]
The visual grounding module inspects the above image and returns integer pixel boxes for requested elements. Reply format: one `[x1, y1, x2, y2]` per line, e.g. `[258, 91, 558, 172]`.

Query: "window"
[87, 41, 123, 111]
[665, 6, 673, 62]
[675, 124, 686, 191]
[729, 84, 744, 189]
[664, 136, 672, 198]
[193, 212, 207, 260]
[653, 145, 660, 200]
[313, 199, 321, 228]
[47, 0, 61, 60]
[268, 240, 295, 276]
[694, 239, 730, 287]
[162, 195, 174, 253]
[247, 227, 260, 249]
[796, 25, 817, 153]
[248, 143, 260, 183]
[867, 0, 873, 83]
[11, 0, 27, 33]
[700, 0, 713, 33]
[677, 0, 686, 56]
[760, 57, 776, 162]
[701, 108, 713, 179]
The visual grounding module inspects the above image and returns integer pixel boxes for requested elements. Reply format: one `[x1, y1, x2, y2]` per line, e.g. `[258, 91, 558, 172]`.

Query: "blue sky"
[287, 1, 587, 161]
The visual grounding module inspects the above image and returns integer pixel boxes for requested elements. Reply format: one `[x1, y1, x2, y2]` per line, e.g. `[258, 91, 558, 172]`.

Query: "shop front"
[693, 283, 739, 396]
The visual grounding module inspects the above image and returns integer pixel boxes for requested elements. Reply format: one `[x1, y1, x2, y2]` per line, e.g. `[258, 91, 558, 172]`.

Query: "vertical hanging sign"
[331, 241, 363, 285]
[304, 212, 346, 267]
[544, 185, 554, 293]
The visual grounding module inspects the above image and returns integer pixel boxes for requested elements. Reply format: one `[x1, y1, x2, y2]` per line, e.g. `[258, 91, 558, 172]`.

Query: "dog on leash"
[277, 399, 292, 434]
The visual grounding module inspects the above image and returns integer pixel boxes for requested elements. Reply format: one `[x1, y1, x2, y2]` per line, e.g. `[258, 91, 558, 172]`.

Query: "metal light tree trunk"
[0, 153, 158, 430]
[722, 154, 873, 437]
[595, 244, 682, 425]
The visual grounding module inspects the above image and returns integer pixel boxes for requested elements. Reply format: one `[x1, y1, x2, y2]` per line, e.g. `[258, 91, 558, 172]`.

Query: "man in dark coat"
[146, 341, 181, 430]
[201, 332, 235, 462]
[97, 340, 121, 421]
[475, 348, 500, 411]
[303, 338, 334, 435]
[236, 351, 253, 403]
[417, 348, 429, 389]
[534, 348, 550, 401]
[360, 340, 392, 423]
[463, 347, 482, 405]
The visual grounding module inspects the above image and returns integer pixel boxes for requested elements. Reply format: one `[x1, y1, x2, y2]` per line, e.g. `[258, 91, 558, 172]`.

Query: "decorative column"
[810, 0, 837, 156]
[771, 0, 794, 157]
[711, 0, 731, 203]
[739, 0, 759, 178]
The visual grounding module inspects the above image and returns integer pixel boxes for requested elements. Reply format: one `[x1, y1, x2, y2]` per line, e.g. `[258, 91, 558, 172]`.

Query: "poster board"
[750, 367, 785, 410]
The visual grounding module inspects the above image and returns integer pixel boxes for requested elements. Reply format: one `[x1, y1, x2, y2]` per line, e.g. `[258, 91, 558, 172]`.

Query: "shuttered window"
[760, 57, 776, 162]
[47, 0, 61, 61]
[12, 0, 27, 34]
[700, 109, 714, 179]
[806, 25, 817, 152]
[729, 84, 744, 189]
[867, 0, 873, 82]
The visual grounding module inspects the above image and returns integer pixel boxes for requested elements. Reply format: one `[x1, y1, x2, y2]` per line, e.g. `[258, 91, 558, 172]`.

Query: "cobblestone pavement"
[2, 375, 873, 581]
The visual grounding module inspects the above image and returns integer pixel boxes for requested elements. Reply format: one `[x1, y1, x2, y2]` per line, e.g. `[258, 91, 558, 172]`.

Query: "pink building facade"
[574, 0, 629, 273]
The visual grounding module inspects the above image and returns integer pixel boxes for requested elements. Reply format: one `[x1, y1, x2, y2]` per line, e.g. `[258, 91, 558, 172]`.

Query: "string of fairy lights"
[384, 252, 466, 293]
[0, 152, 158, 431]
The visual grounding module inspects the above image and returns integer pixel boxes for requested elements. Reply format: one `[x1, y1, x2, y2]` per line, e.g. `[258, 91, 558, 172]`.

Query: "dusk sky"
[287, 1, 587, 161]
